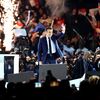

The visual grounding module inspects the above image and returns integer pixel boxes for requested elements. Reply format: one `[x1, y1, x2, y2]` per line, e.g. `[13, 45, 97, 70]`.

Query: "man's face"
[46, 29, 53, 37]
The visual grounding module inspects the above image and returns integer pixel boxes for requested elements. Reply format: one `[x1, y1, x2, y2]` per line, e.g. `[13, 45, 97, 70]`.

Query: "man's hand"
[39, 61, 42, 65]
[61, 24, 66, 33]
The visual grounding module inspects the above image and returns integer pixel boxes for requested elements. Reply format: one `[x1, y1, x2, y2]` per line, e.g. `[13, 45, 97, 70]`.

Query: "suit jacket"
[38, 32, 64, 63]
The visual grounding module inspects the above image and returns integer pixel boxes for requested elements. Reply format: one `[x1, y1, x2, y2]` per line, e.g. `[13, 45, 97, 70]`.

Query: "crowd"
[0, 74, 100, 100]
[0, 0, 100, 99]
[0, 0, 100, 79]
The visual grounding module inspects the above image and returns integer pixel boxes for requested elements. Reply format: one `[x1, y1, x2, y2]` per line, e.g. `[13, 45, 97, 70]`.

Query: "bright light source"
[0, 0, 19, 51]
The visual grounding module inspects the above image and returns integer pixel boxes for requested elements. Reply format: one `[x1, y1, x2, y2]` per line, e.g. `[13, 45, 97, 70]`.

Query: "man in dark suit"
[38, 25, 65, 64]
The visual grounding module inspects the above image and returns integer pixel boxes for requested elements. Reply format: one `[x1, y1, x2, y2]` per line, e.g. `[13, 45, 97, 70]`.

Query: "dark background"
[67, 0, 98, 9]
[20, 0, 99, 9]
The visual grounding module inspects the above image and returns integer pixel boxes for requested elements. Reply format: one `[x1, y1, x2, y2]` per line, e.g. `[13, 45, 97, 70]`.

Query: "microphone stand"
[73, 28, 83, 40]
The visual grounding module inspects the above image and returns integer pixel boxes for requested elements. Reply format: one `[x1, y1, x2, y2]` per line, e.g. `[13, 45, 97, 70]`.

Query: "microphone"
[73, 28, 83, 40]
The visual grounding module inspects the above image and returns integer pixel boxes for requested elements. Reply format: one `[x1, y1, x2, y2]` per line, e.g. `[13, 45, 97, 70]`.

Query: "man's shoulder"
[40, 36, 46, 41]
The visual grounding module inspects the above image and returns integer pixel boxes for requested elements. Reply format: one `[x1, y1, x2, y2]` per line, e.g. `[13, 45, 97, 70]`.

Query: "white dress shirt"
[46, 37, 56, 54]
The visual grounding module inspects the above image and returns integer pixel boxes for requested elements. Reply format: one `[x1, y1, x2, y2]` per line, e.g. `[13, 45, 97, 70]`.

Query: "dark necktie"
[48, 37, 52, 55]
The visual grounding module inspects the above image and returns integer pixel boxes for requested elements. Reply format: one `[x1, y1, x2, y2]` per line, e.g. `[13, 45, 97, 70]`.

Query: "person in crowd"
[75, 40, 88, 55]
[12, 20, 28, 52]
[88, 75, 100, 85]
[63, 39, 75, 58]
[75, 8, 94, 49]
[63, 8, 78, 39]
[38, 24, 65, 64]
[72, 51, 94, 79]
[45, 70, 57, 82]
[28, 17, 47, 54]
